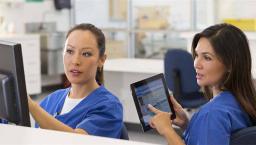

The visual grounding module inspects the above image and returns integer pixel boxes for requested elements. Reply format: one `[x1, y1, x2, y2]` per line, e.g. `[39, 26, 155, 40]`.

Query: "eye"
[204, 55, 212, 61]
[66, 49, 73, 54]
[194, 53, 198, 58]
[193, 51, 198, 60]
[82, 52, 92, 57]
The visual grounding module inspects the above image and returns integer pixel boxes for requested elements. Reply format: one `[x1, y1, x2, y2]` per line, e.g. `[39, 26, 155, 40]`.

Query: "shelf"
[73, 0, 256, 58]
[102, 28, 128, 32]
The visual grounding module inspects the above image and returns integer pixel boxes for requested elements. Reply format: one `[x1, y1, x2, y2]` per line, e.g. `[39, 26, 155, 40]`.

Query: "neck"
[69, 81, 99, 99]
[212, 86, 222, 97]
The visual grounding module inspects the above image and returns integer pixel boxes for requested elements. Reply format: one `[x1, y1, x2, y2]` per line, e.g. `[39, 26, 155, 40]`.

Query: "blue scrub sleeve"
[76, 101, 123, 138]
[192, 110, 231, 145]
[0, 119, 8, 124]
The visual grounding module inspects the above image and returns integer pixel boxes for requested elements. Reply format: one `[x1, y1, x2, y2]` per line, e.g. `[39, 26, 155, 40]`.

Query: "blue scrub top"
[0, 119, 8, 124]
[35, 86, 123, 139]
[183, 91, 252, 145]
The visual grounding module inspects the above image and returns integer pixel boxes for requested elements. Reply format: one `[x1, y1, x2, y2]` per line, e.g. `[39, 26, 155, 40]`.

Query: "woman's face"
[194, 37, 227, 89]
[63, 30, 105, 85]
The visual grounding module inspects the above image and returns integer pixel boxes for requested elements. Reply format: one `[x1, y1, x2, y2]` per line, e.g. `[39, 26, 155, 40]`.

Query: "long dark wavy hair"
[191, 23, 256, 120]
[64, 23, 105, 86]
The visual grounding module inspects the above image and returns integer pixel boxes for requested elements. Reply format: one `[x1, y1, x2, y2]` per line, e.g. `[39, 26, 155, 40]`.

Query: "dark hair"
[191, 23, 256, 120]
[66, 23, 105, 85]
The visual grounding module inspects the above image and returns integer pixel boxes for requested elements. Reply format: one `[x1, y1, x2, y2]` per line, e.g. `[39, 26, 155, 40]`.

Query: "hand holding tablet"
[130, 73, 176, 131]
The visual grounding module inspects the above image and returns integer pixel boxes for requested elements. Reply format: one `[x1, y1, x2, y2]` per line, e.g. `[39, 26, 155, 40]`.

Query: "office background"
[1, 0, 256, 144]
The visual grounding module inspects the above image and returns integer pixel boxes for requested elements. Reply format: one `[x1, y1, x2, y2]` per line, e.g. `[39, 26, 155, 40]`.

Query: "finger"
[148, 104, 161, 114]
[149, 118, 155, 129]
[27, 95, 32, 102]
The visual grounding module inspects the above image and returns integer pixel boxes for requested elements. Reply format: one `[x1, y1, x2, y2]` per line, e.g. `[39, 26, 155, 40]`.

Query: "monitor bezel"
[0, 40, 31, 127]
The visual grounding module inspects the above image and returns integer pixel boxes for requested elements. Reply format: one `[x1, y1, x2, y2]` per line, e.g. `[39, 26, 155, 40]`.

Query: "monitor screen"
[54, 0, 71, 10]
[0, 40, 30, 127]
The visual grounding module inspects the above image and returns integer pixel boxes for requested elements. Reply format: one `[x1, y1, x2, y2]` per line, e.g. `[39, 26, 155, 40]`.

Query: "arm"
[163, 128, 185, 145]
[0, 119, 8, 124]
[148, 104, 185, 145]
[28, 96, 88, 135]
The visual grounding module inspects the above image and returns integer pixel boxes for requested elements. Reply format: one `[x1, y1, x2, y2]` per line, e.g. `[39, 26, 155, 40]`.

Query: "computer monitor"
[0, 40, 31, 127]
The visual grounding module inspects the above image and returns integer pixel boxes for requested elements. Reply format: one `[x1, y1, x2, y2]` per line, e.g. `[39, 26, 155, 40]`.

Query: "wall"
[74, 0, 192, 30]
[74, 0, 127, 28]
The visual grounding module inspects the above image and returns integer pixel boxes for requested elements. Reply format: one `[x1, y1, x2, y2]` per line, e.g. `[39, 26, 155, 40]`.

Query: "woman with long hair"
[148, 23, 256, 145]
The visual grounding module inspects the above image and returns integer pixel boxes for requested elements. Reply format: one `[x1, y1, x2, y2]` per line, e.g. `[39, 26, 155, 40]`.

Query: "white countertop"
[104, 58, 163, 74]
[0, 124, 160, 145]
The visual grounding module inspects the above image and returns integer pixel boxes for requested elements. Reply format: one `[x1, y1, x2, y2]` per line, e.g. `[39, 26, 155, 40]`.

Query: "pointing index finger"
[148, 104, 161, 114]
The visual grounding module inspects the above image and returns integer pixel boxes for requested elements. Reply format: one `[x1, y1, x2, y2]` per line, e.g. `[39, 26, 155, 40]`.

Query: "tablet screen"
[130, 73, 176, 131]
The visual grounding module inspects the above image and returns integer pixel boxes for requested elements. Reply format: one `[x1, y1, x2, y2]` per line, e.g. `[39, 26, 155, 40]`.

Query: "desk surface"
[104, 58, 163, 74]
[0, 124, 159, 145]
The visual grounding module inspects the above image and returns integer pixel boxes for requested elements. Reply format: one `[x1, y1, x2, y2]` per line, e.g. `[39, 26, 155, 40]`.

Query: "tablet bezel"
[130, 73, 176, 132]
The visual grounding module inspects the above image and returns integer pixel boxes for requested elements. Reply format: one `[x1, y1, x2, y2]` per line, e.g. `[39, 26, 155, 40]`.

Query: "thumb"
[170, 95, 182, 108]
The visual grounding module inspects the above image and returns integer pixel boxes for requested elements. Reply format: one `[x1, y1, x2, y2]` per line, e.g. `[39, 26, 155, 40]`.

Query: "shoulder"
[40, 88, 69, 105]
[195, 92, 237, 120]
[95, 86, 121, 103]
[184, 92, 250, 145]
[202, 91, 240, 112]
[194, 91, 250, 128]
[195, 103, 230, 124]
[90, 86, 123, 110]
[49, 88, 69, 97]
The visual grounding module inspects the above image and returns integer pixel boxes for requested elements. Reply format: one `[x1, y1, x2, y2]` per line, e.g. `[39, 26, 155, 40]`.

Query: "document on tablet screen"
[134, 79, 171, 125]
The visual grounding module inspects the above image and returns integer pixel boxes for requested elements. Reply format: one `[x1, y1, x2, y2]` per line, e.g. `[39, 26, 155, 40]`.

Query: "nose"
[71, 54, 81, 66]
[194, 57, 201, 70]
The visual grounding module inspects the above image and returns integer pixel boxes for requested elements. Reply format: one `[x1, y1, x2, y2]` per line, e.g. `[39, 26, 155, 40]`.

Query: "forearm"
[29, 101, 88, 135]
[163, 128, 185, 145]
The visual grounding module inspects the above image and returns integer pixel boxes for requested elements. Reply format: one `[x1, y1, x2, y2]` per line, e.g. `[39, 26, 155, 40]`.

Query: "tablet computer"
[130, 73, 176, 132]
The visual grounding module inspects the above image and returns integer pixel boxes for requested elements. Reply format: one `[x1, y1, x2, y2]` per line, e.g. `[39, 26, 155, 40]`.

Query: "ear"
[98, 54, 107, 68]
[226, 65, 232, 73]
[227, 67, 232, 73]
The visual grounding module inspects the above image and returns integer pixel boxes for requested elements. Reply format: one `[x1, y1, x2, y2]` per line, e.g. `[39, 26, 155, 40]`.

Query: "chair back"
[120, 123, 129, 140]
[230, 126, 256, 145]
[164, 49, 206, 108]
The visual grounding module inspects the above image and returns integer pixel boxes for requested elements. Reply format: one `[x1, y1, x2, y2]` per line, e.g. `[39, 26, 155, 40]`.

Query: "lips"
[196, 73, 203, 80]
[70, 69, 82, 76]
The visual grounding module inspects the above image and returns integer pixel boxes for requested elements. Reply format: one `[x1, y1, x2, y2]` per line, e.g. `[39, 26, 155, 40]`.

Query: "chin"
[197, 81, 205, 87]
[68, 78, 81, 84]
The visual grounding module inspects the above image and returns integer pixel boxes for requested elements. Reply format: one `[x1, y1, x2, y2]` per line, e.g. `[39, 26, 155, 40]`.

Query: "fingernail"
[148, 104, 153, 108]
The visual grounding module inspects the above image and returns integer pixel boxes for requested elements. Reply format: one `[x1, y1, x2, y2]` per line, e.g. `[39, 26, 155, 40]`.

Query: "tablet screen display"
[130, 73, 176, 131]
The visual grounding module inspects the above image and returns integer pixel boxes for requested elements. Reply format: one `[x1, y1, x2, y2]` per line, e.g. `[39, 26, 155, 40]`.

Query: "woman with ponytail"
[28, 23, 123, 139]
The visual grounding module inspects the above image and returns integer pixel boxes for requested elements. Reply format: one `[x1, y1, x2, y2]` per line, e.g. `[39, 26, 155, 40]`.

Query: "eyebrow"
[66, 44, 75, 48]
[66, 44, 94, 50]
[195, 49, 216, 57]
[201, 52, 216, 57]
